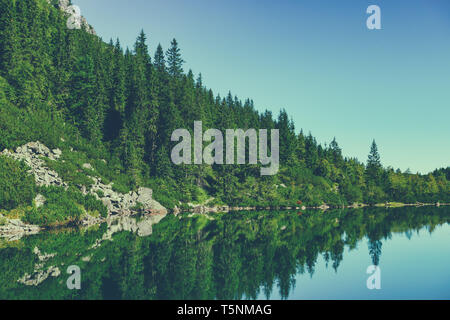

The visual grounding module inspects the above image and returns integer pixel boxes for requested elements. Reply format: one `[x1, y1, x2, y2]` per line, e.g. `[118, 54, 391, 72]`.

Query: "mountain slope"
[0, 0, 448, 227]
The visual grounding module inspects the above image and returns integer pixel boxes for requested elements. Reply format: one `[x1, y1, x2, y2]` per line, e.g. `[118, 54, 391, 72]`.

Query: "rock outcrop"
[47, 0, 96, 35]
[34, 194, 46, 208]
[1, 141, 167, 237]
[90, 178, 167, 216]
[1, 142, 66, 188]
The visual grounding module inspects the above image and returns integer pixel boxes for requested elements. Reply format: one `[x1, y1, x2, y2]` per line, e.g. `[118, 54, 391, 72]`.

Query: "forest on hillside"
[0, 0, 449, 216]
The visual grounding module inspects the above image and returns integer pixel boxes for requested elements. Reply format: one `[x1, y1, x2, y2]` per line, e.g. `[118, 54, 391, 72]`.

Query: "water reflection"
[0, 207, 449, 300]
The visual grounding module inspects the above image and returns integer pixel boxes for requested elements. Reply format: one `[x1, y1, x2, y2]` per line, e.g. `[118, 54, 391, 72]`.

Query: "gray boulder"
[34, 194, 46, 208]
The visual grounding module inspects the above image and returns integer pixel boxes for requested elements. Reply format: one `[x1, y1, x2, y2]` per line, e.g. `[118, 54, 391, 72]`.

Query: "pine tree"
[153, 42, 182, 176]
[49, 7, 71, 110]
[166, 38, 184, 78]
[145, 55, 160, 169]
[196, 73, 203, 89]
[104, 39, 126, 141]
[135, 30, 151, 64]
[133, 31, 159, 168]
[155, 145, 173, 178]
[329, 137, 342, 164]
[154, 43, 165, 72]
[69, 54, 104, 144]
[276, 109, 296, 164]
[305, 132, 319, 169]
[121, 31, 156, 183]
[366, 139, 382, 184]
[180, 69, 199, 126]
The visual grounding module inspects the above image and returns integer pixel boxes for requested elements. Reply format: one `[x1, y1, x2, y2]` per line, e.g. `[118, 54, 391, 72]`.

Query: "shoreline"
[182, 201, 449, 214]
[1, 201, 448, 241]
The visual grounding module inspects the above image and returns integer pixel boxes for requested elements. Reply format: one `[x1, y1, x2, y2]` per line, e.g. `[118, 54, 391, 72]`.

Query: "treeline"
[0, 0, 448, 209]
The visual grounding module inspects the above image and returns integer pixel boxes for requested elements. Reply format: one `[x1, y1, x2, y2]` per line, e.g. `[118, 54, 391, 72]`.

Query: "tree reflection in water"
[0, 206, 448, 300]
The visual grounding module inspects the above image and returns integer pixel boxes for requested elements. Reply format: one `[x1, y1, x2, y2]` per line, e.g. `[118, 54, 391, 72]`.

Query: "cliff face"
[48, 0, 96, 35]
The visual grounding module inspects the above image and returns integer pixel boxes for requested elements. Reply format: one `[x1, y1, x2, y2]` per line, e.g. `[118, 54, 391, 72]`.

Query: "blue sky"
[73, 0, 450, 174]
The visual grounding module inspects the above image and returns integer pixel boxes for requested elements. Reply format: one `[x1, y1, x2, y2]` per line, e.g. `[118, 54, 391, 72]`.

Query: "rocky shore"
[0, 141, 167, 239]
[0, 141, 447, 240]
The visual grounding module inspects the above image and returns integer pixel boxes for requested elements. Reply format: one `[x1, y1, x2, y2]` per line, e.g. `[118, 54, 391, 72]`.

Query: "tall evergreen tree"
[329, 137, 342, 165]
[153, 42, 181, 176]
[69, 54, 104, 144]
[104, 39, 126, 141]
[166, 38, 184, 78]
[154, 43, 165, 72]
[276, 109, 296, 164]
[366, 139, 382, 184]
[121, 31, 158, 183]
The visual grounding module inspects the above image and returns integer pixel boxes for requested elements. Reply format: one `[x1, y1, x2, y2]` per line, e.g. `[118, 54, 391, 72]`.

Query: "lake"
[0, 206, 449, 300]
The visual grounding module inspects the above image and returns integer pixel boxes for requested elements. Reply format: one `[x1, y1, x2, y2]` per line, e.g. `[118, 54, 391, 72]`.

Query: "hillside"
[0, 0, 449, 230]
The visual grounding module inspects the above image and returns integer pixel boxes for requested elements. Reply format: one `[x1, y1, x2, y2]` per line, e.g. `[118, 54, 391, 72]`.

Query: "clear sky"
[72, 0, 450, 174]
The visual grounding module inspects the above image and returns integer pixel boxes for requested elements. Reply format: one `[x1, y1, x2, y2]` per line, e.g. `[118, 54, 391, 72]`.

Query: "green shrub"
[0, 156, 36, 210]
[146, 178, 179, 209]
[95, 190, 104, 198]
[22, 186, 107, 226]
[83, 194, 107, 217]
[24, 203, 82, 226]
[111, 182, 131, 194]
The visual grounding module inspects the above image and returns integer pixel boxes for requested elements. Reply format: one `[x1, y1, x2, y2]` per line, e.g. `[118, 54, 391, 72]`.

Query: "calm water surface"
[0, 207, 449, 299]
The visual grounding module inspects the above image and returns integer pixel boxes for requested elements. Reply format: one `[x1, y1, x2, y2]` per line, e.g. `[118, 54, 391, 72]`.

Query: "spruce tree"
[154, 43, 165, 72]
[153, 42, 182, 176]
[69, 54, 104, 144]
[104, 39, 126, 141]
[196, 73, 203, 89]
[276, 109, 296, 164]
[121, 31, 157, 183]
[329, 137, 342, 164]
[366, 139, 382, 184]
[166, 38, 184, 78]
